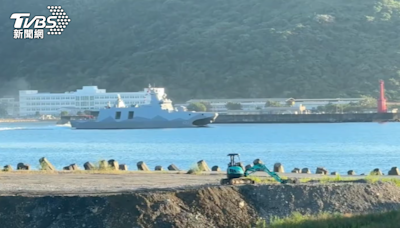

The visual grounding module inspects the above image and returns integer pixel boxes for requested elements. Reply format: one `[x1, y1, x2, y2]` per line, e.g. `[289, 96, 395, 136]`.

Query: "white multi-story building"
[18, 86, 165, 116]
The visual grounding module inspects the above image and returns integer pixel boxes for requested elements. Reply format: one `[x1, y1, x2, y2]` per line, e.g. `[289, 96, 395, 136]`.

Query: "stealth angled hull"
[70, 113, 218, 129]
[70, 87, 219, 130]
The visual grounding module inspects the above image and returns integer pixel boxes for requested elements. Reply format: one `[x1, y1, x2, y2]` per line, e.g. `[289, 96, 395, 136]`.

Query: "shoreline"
[0, 119, 58, 123]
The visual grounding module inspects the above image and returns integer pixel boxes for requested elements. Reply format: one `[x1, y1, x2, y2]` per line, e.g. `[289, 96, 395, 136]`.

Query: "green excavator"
[220, 153, 299, 185]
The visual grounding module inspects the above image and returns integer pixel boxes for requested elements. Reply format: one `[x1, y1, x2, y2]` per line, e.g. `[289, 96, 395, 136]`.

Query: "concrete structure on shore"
[18, 86, 165, 116]
[184, 97, 365, 113]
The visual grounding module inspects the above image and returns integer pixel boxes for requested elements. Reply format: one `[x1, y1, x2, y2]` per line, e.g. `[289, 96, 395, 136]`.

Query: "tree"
[286, 99, 295, 107]
[199, 101, 212, 111]
[77, 111, 83, 116]
[358, 95, 377, 108]
[60, 111, 69, 116]
[187, 102, 206, 111]
[265, 100, 281, 107]
[225, 102, 242, 110]
[35, 111, 40, 117]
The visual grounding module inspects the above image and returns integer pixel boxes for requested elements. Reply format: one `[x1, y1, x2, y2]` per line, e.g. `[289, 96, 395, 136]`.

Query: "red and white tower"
[377, 80, 387, 113]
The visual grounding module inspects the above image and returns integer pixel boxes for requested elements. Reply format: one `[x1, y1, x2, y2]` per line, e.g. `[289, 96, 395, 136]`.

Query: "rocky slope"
[0, 182, 400, 228]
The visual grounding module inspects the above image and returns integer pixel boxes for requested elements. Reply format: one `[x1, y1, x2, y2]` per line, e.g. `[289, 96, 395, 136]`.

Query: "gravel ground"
[0, 171, 399, 196]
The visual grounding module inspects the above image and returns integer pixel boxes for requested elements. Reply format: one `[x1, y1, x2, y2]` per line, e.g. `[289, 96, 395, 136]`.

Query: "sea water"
[0, 121, 399, 174]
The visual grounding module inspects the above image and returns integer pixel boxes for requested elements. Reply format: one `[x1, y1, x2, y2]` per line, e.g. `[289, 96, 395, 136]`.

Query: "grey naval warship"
[70, 87, 219, 129]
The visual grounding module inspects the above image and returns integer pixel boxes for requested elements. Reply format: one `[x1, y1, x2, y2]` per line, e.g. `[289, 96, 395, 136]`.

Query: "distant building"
[185, 97, 365, 113]
[293, 98, 365, 110]
[18, 86, 165, 116]
[0, 96, 19, 116]
[223, 105, 307, 115]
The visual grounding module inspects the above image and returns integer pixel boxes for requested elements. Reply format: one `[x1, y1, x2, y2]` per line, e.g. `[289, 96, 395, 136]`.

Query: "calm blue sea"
[0, 121, 399, 174]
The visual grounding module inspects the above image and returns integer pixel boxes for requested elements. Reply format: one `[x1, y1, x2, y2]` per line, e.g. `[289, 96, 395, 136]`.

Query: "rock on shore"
[0, 182, 399, 228]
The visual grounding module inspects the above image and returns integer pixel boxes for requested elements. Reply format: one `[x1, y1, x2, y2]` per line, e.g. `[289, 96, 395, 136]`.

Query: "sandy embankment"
[0, 171, 400, 228]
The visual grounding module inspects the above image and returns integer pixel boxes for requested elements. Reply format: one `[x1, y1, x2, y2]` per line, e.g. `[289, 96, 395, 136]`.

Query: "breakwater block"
[316, 167, 328, 175]
[370, 168, 383, 175]
[119, 164, 128, 171]
[301, 168, 311, 174]
[253, 159, 263, 165]
[84, 162, 94, 170]
[98, 160, 108, 170]
[17, 163, 30, 170]
[39, 157, 56, 171]
[212, 166, 220, 171]
[291, 168, 300, 173]
[273, 163, 284, 173]
[155, 166, 163, 171]
[197, 160, 210, 172]
[63, 164, 79, 171]
[168, 164, 179, 171]
[2, 165, 12, 171]
[331, 172, 339, 175]
[137, 161, 150, 171]
[108, 159, 119, 170]
[388, 167, 400, 175]
[348, 170, 356, 175]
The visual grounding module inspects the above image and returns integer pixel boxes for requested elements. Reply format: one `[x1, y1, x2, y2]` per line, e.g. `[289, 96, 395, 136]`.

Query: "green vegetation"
[226, 102, 242, 110]
[248, 174, 400, 187]
[315, 95, 378, 113]
[254, 210, 400, 228]
[186, 164, 203, 174]
[187, 102, 207, 111]
[265, 101, 282, 107]
[2, 0, 400, 102]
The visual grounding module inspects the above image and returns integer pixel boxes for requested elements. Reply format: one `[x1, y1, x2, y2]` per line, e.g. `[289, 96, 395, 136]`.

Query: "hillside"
[1, 0, 400, 102]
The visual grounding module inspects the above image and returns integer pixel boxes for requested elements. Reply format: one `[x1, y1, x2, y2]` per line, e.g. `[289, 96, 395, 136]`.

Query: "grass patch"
[254, 210, 400, 228]
[364, 175, 400, 187]
[187, 164, 202, 174]
[247, 173, 400, 187]
[317, 174, 357, 183]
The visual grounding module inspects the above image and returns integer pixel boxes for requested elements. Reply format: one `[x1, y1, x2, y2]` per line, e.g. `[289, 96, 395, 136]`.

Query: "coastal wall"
[213, 113, 400, 124]
[0, 183, 400, 228]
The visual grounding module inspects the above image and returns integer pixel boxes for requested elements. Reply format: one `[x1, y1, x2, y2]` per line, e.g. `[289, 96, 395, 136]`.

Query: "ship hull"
[69, 86, 219, 130]
[70, 115, 217, 129]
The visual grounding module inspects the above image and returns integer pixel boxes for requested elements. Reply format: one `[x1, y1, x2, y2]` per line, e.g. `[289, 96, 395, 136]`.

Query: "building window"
[115, 111, 121, 119]
[128, 111, 134, 119]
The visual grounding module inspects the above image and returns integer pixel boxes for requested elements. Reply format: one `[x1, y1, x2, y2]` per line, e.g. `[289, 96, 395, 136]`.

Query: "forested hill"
[1, 0, 400, 102]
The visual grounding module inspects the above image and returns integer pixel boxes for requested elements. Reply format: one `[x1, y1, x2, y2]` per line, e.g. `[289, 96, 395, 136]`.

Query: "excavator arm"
[244, 164, 288, 184]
